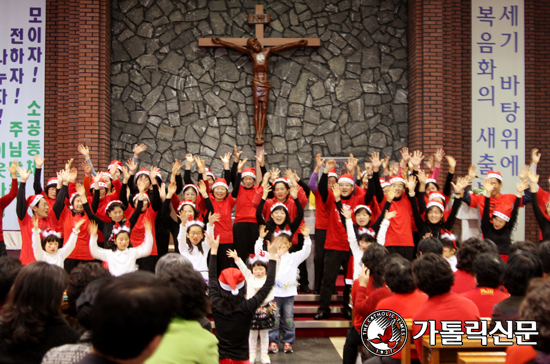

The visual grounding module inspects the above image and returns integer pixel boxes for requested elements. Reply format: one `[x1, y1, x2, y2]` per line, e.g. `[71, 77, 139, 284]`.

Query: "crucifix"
[199, 5, 320, 147]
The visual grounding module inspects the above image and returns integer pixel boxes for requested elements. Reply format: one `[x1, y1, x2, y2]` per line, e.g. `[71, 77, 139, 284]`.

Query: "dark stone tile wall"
[111, 0, 408, 178]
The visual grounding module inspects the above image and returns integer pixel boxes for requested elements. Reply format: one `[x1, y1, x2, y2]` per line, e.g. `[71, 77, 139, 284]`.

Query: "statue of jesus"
[212, 37, 308, 146]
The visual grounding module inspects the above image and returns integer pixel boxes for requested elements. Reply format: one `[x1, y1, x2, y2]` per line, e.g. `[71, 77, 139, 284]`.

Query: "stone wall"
[110, 0, 408, 179]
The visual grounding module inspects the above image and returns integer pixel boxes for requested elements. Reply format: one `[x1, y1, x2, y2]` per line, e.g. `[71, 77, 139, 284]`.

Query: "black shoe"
[342, 310, 352, 320]
[313, 290, 320, 294]
[314, 312, 331, 320]
[299, 285, 311, 294]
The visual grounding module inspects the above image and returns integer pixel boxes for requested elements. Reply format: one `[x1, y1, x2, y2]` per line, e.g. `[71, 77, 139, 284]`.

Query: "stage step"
[294, 305, 342, 314]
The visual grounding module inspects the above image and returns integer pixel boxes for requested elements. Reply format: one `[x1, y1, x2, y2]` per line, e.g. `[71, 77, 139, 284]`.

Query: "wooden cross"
[198, 5, 321, 48]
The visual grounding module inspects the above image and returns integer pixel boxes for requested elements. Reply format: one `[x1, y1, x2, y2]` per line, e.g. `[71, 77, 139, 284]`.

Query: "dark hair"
[456, 238, 496, 273]
[67, 262, 111, 318]
[520, 278, 550, 352]
[472, 253, 505, 288]
[413, 253, 455, 297]
[540, 241, 550, 274]
[504, 252, 543, 296]
[361, 244, 389, 289]
[0, 262, 68, 345]
[186, 225, 205, 254]
[157, 268, 208, 320]
[266, 207, 291, 240]
[441, 238, 458, 251]
[91, 271, 178, 359]
[106, 201, 125, 215]
[76, 277, 113, 330]
[273, 181, 290, 191]
[384, 254, 416, 294]
[155, 253, 193, 275]
[107, 230, 132, 252]
[0, 257, 22, 302]
[250, 260, 268, 272]
[355, 206, 372, 216]
[213, 283, 247, 316]
[509, 240, 539, 256]
[358, 234, 376, 244]
[41, 234, 64, 251]
[418, 237, 444, 256]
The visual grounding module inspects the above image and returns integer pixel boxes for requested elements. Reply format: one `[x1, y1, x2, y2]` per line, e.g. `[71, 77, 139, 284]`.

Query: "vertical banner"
[472, 0, 525, 240]
[0, 0, 45, 231]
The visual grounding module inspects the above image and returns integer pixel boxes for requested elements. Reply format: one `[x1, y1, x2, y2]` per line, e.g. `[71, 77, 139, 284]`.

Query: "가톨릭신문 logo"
[360, 309, 408, 356]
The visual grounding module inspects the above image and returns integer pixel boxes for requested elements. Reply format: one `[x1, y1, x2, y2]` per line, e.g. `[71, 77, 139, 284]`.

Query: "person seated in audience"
[0, 262, 80, 364]
[0, 257, 22, 312]
[43, 277, 112, 364]
[147, 266, 218, 364]
[412, 253, 480, 359]
[76, 271, 178, 364]
[540, 241, 550, 277]
[509, 240, 540, 256]
[372, 255, 428, 364]
[441, 237, 458, 271]
[452, 238, 497, 294]
[461, 253, 508, 317]
[505, 278, 550, 364]
[417, 237, 444, 256]
[490, 251, 543, 331]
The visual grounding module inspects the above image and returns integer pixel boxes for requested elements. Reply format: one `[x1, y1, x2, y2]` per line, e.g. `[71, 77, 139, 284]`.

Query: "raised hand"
[290, 184, 299, 199]
[324, 159, 336, 173]
[285, 169, 296, 183]
[81, 161, 92, 177]
[149, 166, 160, 185]
[77, 144, 90, 159]
[262, 183, 272, 199]
[315, 153, 325, 172]
[434, 148, 445, 163]
[332, 182, 341, 200]
[167, 181, 177, 197]
[300, 223, 310, 237]
[92, 173, 102, 187]
[75, 183, 87, 198]
[89, 221, 99, 236]
[400, 147, 411, 163]
[69, 168, 78, 184]
[269, 167, 280, 180]
[451, 176, 470, 196]
[32, 217, 39, 231]
[526, 170, 539, 185]
[133, 143, 147, 157]
[255, 149, 265, 167]
[483, 178, 494, 195]
[345, 154, 358, 175]
[208, 212, 221, 225]
[370, 152, 382, 172]
[531, 148, 541, 165]
[8, 160, 17, 178]
[262, 171, 271, 187]
[267, 236, 283, 257]
[185, 153, 194, 169]
[445, 155, 456, 174]
[389, 162, 399, 176]
[136, 177, 147, 193]
[341, 207, 352, 220]
[517, 180, 529, 195]
[74, 218, 86, 231]
[382, 156, 390, 171]
[424, 154, 433, 172]
[259, 225, 269, 239]
[126, 158, 138, 175]
[407, 175, 417, 192]
[237, 158, 248, 173]
[233, 145, 243, 163]
[226, 249, 239, 261]
[384, 210, 397, 220]
[410, 150, 424, 168]
[467, 164, 477, 181]
[65, 158, 74, 171]
[386, 186, 396, 202]
[205, 231, 220, 253]
[198, 180, 208, 197]
[34, 154, 44, 169]
[108, 164, 119, 180]
[121, 166, 130, 184]
[60, 168, 71, 185]
[220, 152, 232, 169]
[417, 169, 427, 185]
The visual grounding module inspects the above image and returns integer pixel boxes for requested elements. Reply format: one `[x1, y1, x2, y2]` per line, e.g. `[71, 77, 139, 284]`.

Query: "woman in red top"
[452, 238, 498, 294]
[0, 161, 18, 257]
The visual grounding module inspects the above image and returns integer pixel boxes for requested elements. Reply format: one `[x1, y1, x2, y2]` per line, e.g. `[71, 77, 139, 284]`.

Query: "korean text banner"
[0, 0, 45, 230]
[472, 0, 525, 240]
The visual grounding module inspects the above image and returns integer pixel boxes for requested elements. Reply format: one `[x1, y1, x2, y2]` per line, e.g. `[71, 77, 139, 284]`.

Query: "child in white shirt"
[441, 234, 458, 272]
[32, 218, 85, 268]
[89, 218, 153, 277]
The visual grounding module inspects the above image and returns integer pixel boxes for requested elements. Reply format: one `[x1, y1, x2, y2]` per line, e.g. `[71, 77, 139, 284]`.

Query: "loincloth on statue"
[251, 79, 271, 102]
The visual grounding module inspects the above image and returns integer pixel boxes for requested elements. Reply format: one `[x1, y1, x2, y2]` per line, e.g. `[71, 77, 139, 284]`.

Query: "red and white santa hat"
[272, 177, 291, 186]
[440, 231, 457, 248]
[428, 191, 446, 203]
[493, 203, 512, 222]
[328, 168, 338, 179]
[105, 200, 124, 213]
[427, 201, 445, 212]
[27, 194, 44, 209]
[205, 168, 215, 180]
[133, 193, 150, 203]
[380, 178, 390, 189]
[69, 193, 80, 206]
[218, 267, 246, 295]
[390, 176, 406, 185]
[90, 181, 108, 190]
[242, 167, 256, 179]
[41, 229, 62, 239]
[338, 174, 355, 186]
[135, 168, 150, 180]
[354, 205, 372, 215]
[212, 178, 228, 191]
[183, 184, 199, 196]
[270, 202, 288, 213]
[108, 160, 124, 172]
[177, 199, 196, 213]
[486, 171, 503, 182]
[102, 172, 113, 180]
[426, 177, 438, 185]
[46, 177, 58, 188]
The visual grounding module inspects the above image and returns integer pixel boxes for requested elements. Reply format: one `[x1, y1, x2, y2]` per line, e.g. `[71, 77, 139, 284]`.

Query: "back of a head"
[0, 257, 22, 303]
[539, 241, 550, 275]
[361, 244, 389, 289]
[456, 238, 494, 273]
[384, 254, 416, 294]
[472, 253, 505, 288]
[155, 253, 193, 275]
[504, 252, 544, 296]
[520, 278, 550, 353]
[67, 262, 111, 317]
[76, 277, 113, 331]
[91, 271, 178, 360]
[509, 240, 539, 256]
[412, 253, 455, 298]
[157, 267, 208, 321]
[418, 237, 444, 256]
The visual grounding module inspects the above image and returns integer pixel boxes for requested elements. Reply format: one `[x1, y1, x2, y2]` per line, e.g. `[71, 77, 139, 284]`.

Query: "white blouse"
[32, 228, 79, 268]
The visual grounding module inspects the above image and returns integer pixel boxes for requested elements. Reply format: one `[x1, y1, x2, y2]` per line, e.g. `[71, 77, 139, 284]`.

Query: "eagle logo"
[360, 310, 408, 356]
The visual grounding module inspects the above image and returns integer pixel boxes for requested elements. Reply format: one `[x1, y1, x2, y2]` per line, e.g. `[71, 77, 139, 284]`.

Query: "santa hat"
[177, 199, 196, 213]
[248, 250, 269, 264]
[426, 177, 439, 188]
[183, 184, 199, 196]
[270, 202, 288, 213]
[27, 194, 44, 209]
[338, 174, 355, 186]
[361, 170, 369, 178]
[135, 168, 150, 180]
[105, 200, 124, 213]
[69, 193, 79, 207]
[41, 229, 62, 239]
[426, 201, 445, 212]
[272, 177, 291, 186]
[133, 193, 150, 204]
[440, 231, 457, 248]
[428, 191, 446, 202]
[102, 172, 113, 180]
[390, 176, 406, 185]
[46, 177, 58, 188]
[354, 205, 372, 215]
[108, 160, 124, 172]
[205, 168, 215, 180]
[486, 171, 503, 182]
[186, 219, 205, 230]
[273, 226, 292, 238]
[90, 181, 108, 190]
[212, 178, 228, 191]
[493, 203, 512, 222]
[218, 268, 246, 295]
[380, 178, 390, 189]
[328, 168, 338, 179]
[242, 167, 256, 179]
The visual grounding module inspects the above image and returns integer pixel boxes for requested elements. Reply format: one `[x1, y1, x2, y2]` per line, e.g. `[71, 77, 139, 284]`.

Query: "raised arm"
[16, 167, 32, 221]
[212, 37, 250, 54]
[270, 39, 307, 54]
[31, 222, 44, 261]
[134, 220, 154, 259]
[33, 154, 44, 195]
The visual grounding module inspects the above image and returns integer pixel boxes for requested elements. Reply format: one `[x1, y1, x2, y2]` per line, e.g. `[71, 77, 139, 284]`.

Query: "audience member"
[539, 241, 550, 276]
[417, 237, 444, 256]
[452, 238, 496, 293]
[0, 257, 22, 311]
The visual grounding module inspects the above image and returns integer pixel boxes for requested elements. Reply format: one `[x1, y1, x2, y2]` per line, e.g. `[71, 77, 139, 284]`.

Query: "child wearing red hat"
[482, 178, 528, 262]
